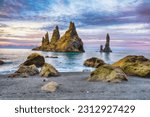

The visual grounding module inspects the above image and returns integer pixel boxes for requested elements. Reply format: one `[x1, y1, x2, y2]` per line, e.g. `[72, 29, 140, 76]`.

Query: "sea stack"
[55, 22, 85, 52]
[100, 33, 112, 53]
[50, 26, 60, 44]
[41, 32, 50, 50]
[33, 22, 84, 52]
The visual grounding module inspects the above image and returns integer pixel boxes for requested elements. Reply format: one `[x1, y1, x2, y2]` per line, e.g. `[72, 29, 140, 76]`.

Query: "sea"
[0, 44, 150, 75]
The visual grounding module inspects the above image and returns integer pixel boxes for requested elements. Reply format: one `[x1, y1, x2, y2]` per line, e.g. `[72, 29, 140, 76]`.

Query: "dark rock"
[45, 56, 58, 58]
[0, 60, 4, 65]
[84, 57, 105, 68]
[23, 53, 45, 67]
[100, 45, 103, 52]
[87, 64, 128, 83]
[101, 33, 112, 53]
[112, 55, 150, 77]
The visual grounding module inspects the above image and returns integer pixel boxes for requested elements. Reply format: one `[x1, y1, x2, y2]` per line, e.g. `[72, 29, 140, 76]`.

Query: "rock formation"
[41, 81, 59, 92]
[112, 55, 150, 77]
[55, 22, 85, 52]
[23, 53, 45, 67]
[50, 26, 60, 44]
[8, 64, 39, 78]
[100, 45, 103, 52]
[84, 57, 105, 68]
[8, 53, 60, 78]
[33, 22, 85, 52]
[42, 32, 49, 46]
[0, 60, 4, 65]
[16, 65, 39, 77]
[100, 33, 112, 53]
[40, 63, 60, 77]
[87, 64, 128, 83]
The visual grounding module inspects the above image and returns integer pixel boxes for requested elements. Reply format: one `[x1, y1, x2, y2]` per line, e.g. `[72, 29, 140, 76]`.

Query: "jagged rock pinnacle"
[42, 32, 49, 46]
[103, 33, 112, 53]
[65, 21, 78, 38]
[33, 22, 84, 52]
[51, 25, 60, 43]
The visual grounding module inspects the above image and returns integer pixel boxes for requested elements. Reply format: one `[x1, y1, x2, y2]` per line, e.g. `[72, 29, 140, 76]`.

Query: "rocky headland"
[33, 22, 85, 52]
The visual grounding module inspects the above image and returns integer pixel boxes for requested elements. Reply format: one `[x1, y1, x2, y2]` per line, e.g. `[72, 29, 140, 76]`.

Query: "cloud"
[0, 0, 150, 48]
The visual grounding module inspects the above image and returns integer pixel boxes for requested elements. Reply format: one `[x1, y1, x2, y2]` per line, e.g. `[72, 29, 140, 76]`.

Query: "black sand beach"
[0, 72, 150, 100]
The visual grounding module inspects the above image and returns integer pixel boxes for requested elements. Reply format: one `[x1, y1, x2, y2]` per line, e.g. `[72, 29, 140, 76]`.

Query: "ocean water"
[0, 45, 150, 74]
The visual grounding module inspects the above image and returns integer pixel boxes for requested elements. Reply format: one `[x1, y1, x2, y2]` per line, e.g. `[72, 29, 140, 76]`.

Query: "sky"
[0, 0, 150, 48]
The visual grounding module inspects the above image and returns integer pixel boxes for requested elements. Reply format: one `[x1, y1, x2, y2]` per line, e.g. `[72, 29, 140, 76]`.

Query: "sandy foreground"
[0, 72, 150, 100]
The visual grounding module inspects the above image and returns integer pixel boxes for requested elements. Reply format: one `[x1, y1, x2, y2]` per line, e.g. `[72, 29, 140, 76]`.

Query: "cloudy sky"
[0, 0, 150, 48]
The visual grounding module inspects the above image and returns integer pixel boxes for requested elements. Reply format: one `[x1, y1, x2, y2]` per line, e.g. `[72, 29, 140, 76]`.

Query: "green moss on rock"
[113, 55, 150, 77]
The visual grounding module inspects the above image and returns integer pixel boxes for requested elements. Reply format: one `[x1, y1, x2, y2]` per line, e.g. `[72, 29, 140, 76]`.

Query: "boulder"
[84, 57, 105, 68]
[16, 64, 39, 76]
[87, 64, 128, 83]
[112, 55, 150, 77]
[23, 53, 45, 67]
[40, 63, 60, 77]
[0, 60, 4, 65]
[8, 64, 39, 78]
[41, 81, 58, 92]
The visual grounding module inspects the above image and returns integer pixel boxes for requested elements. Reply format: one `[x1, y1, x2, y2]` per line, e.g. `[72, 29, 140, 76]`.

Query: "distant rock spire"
[102, 33, 112, 52]
[100, 45, 103, 52]
[42, 32, 49, 46]
[51, 25, 60, 44]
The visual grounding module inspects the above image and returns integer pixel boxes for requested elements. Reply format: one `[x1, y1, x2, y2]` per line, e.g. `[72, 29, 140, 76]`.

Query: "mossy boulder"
[17, 64, 39, 75]
[40, 63, 60, 77]
[112, 55, 150, 77]
[84, 57, 105, 68]
[23, 53, 45, 67]
[11, 64, 39, 78]
[87, 64, 128, 83]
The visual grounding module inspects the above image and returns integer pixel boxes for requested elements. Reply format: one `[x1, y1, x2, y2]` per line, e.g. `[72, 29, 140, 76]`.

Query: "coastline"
[0, 72, 150, 100]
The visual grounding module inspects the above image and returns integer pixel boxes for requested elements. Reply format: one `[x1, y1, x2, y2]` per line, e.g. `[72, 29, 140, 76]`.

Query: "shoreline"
[0, 72, 150, 100]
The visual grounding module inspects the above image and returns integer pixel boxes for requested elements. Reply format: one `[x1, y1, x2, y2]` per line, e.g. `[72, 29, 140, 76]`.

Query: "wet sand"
[0, 72, 150, 100]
